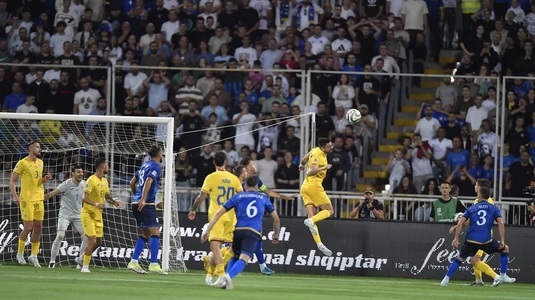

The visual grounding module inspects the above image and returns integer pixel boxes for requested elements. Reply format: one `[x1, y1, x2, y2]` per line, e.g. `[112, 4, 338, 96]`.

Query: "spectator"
[256, 146, 278, 188]
[234, 36, 257, 68]
[256, 114, 279, 155]
[429, 127, 453, 183]
[2, 81, 26, 112]
[435, 75, 458, 108]
[465, 94, 489, 134]
[467, 153, 484, 179]
[15, 95, 37, 114]
[204, 77, 232, 112]
[392, 175, 418, 220]
[506, 150, 534, 198]
[414, 105, 441, 141]
[454, 85, 474, 119]
[175, 147, 193, 211]
[506, 116, 530, 156]
[429, 181, 466, 222]
[371, 43, 401, 79]
[277, 125, 300, 158]
[474, 118, 496, 159]
[332, 74, 355, 112]
[147, 0, 169, 33]
[161, 10, 180, 43]
[332, 106, 350, 135]
[407, 133, 434, 192]
[355, 64, 381, 115]
[233, 101, 257, 153]
[482, 86, 497, 111]
[349, 187, 385, 219]
[201, 93, 229, 126]
[386, 148, 411, 194]
[193, 144, 216, 189]
[261, 85, 287, 114]
[73, 77, 101, 115]
[275, 150, 300, 215]
[175, 74, 204, 114]
[154, 100, 178, 144]
[293, 0, 324, 32]
[124, 63, 148, 101]
[143, 70, 171, 110]
[260, 38, 282, 70]
[54, 1, 79, 37]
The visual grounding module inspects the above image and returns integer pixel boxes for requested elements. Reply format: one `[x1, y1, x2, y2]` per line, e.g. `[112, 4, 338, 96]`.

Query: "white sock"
[80, 235, 89, 258]
[259, 263, 266, 270]
[150, 262, 158, 266]
[494, 275, 500, 280]
[131, 259, 138, 264]
[50, 232, 65, 263]
[500, 273, 505, 276]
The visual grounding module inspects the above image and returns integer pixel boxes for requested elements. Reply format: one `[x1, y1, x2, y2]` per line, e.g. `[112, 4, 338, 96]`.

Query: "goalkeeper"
[44, 165, 87, 268]
[127, 145, 167, 275]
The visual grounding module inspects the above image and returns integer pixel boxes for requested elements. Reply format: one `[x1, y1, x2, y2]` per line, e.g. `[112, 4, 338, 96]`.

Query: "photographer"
[349, 187, 384, 219]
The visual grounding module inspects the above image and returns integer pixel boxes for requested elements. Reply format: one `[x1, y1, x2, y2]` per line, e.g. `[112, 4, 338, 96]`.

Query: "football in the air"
[454, 212, 464, 222]
[346, 108, 361, 123]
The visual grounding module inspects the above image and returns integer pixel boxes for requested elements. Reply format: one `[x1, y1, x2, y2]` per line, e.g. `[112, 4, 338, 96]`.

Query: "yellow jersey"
[82, 175, 110, 218]
[201, 170, 243, 222]
[474, 197, 495, 205]
[13, 157, 45, 202]
[304, 147, 328, 186]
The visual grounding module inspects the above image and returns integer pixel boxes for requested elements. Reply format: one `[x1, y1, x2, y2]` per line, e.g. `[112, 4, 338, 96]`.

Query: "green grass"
[0, 265, 532, 300]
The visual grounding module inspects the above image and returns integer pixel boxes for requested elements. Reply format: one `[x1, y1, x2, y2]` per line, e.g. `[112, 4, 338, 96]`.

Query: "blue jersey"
[241, 178, 267, 193]
[463, 201, 502, 244]
[133, 160, 162, 204]
[223, 191, 275, 237]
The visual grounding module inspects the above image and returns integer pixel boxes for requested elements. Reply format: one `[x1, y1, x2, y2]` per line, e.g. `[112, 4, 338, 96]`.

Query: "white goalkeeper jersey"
[57, 178, 85, 219]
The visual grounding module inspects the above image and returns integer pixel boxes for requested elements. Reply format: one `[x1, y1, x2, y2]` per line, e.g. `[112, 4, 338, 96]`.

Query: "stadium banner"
[0, 207, 533, 283]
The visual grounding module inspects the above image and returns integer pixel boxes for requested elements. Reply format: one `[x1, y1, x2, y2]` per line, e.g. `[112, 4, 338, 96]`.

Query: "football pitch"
[0, 265, 532, 300]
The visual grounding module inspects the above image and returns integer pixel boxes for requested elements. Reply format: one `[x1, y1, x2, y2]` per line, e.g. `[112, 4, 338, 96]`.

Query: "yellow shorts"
[300, 184, 331, 207]
[81, 210, 104, 238]
[209, 218, 234, 243]
[20, 201, 45, 221]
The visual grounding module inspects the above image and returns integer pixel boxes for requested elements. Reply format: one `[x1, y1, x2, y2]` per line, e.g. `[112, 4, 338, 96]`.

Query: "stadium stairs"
[355, 50, 460, 196]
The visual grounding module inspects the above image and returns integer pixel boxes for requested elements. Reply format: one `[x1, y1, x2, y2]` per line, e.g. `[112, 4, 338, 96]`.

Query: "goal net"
[0, 113, 186, 272]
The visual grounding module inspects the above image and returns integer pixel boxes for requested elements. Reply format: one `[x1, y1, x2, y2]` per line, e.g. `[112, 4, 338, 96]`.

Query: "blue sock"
[132, 236, 147, 260]
[500, 253, 509, 274]
[227, 257, 237, 273]
[255, 242, 265, 264]
[149, 235, 160, 263]
[228, 259, 247, 279]
[446, 258, 463, 278]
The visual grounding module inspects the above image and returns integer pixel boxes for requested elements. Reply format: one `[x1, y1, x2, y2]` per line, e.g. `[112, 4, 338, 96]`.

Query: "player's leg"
[441, 243, 473, 286]
[211, 219, 231, 285]
[49, 218, 70, 268]
[72, 218, 88, 265]
[221, 231, 260, 290]
[17, 202, 35, 265]
[129, 207, 150, 274]
[147, 226, 167, 275]
[255, 242, 275, 275]
[303, 189, 334, 256]
[80, 213, 98, 273]
[27, 202, 44, 267]
[471, 254, 501, 287]
[490, 242, 516, 284]
[471, 250, 485, 286]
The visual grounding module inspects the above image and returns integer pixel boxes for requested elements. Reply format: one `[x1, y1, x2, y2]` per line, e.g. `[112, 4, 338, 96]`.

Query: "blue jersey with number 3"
[463, 201, 502, 244]
[224, 191, 274, 236]
[133, 161, 161, 204]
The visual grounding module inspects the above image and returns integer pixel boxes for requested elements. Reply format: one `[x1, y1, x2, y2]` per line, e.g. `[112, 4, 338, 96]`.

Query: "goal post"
[0, 112, 184, 272]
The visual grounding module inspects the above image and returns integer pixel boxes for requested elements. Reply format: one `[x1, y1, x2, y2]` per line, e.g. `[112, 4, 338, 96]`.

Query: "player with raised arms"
[299, 137, 334, 256]
[189, 152, 243, 285]
[79, 157, 120, 273]
[441, 186, 511, 287]
[10, 141, 53, 267]
[127, 145, 167, 275]
[201, 175, 281, 289]
[44, 165, 87, 268]
[238, 157, 295, 275]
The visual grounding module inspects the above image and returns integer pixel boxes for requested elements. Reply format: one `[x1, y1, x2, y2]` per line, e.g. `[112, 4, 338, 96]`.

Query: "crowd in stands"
[0, 0, 534, 221]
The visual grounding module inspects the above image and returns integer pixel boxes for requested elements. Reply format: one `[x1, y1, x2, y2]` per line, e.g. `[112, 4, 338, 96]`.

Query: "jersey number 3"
[476, 210, 487, 226]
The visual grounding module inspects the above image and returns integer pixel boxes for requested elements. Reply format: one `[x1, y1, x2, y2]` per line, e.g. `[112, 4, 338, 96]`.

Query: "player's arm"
[188, 191, 208, 220]
[136, 176, 154, 211]
[263, 186, 296, 200]
[129, 176, 137, 195]
[298, 151, 311, 171]
[104, 193, 120, 207]
[270, 210, 281, 244]
[497, 216, 505, 247]
[306, 162, 332, 176]
[9, 172, 20, 205]
[200, 206, 229, 242]
[82, 191, 104, 209]
[44, 189, 61, 201]
[452, 216, 466, 249]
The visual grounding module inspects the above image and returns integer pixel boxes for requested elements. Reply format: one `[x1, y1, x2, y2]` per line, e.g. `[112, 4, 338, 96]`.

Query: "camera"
[522, 185, 535, 205]
[363, 197, 372, 205]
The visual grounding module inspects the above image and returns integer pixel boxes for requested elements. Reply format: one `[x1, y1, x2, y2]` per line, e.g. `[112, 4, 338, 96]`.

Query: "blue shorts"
[459, 239, 505, 259]
[132, 204, 159, 228]
[232, 230, 261, 258]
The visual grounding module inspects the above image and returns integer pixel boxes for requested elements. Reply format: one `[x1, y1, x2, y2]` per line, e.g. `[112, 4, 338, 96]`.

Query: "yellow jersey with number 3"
[304, 147, 327, 186]
[201, 170, 242, 222]
[82, 175, 110, 219]
[13, 157, 45, 202]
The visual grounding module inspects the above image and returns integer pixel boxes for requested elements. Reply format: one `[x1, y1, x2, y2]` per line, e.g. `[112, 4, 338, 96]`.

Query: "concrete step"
[366, 164, 386, 171]
[394, 119, 419, 126]
[412, 87, 437, 94]
[421, 81, 441, 88]
[388, 125, 417, 133]
[424, 68, 446, 75]
[386, 131, 413, 139]
[378, 145, 400, 152]
[372, 151, 391, 158]
[356, 178, 381, 184]
[356, 183, 384, 192]
[371, 157, 390, 165]
[394, 112, 417, 120]
[363, 171, 387, 179]
[409, 93, 435, 100]
[439, 56, 457, 64]
[402, 106, 420, 113]
[439, 49, 462, 57]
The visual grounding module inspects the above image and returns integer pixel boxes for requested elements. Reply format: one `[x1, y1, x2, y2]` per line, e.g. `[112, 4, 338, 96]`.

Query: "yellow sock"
[215, 263, 225, 276]
[18, 239, 26, 254]
[474, 261, 498, 279]
[208, 265, 215, 275]
[474, 269, 483, 281]
[312, 224, 322, 244]
[310, 210, 331, 224]
[31, 242, 40, 256]
[83, 254, 92, 266]
[223, 249, 234, 267]
[220, 247, 228, 258]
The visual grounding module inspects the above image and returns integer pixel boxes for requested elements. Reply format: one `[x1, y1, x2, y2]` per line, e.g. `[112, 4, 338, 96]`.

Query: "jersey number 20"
[216, 186, 235, 205]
